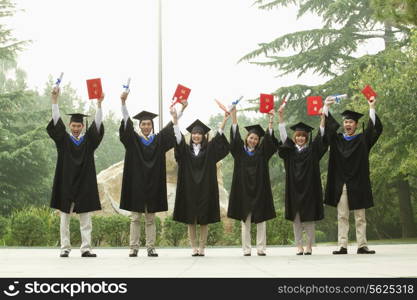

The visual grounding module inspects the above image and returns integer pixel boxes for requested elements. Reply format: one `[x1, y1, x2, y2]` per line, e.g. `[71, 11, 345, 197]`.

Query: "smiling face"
[246, 133, 260, 149]
[191, 132, 203, 145]
[293, 131, 308, 147]
[69, 121, 84, 138]
[343, 119, 358, 136]
[139, 120, 153, 136]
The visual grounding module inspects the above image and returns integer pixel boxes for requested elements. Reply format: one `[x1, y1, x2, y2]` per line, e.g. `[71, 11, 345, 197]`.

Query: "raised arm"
[47, 87, 66, 143]
[368, 96, 376, 125]
[364, 96, 383, 150]
[120, 91, 130, 129]
[218, 111, 230, 135]
[322, 96, 340, 140]
[95, 93, 104, 131]
[311, 109, 328, 159]
[277, 102, 287, 142]
[51, 87, 60, 125]
[230, 107, 238, 138]
[262, 111, 278, 160]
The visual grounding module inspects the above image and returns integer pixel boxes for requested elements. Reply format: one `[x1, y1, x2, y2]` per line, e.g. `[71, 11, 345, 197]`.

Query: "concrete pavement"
[0, 244, 416, 278]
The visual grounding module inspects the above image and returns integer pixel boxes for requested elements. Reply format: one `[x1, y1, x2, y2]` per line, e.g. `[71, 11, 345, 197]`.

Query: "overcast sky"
[6, 0, 382, 130]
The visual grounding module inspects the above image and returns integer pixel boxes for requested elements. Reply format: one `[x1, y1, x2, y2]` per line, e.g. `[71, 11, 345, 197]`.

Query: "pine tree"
[240, 0, 416, 237]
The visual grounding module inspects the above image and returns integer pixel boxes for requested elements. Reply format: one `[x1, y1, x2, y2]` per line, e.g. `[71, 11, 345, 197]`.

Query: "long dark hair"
[189, 133, 208, 151]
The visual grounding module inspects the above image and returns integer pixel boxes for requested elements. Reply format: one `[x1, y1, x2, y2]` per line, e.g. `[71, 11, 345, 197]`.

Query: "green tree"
[371, 0, 417, 26]
[349, 29, 417, 237]
[240, 0, 416, 238]
[0, 0, 27, 62]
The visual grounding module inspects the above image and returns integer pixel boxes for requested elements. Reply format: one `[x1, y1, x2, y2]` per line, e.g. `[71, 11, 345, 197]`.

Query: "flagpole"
[157, 0, 163, 130]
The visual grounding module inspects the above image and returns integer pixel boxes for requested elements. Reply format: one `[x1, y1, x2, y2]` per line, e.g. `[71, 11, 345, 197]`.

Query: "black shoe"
[198, 253, 205, 257]
[243, 253, 251, 256]
[257, 252, 266, 256]
[147, 248, 159, 257]
[60, 251, 70, 258]
[357, 246, 375, 254]
[304, 252, 312, 255]
[81, 251, 97, 257]
[129, 249, 138, 257]
[191, 253, 199, 257]
[332, 247, 348, 255]
[296, 252, 304, 256]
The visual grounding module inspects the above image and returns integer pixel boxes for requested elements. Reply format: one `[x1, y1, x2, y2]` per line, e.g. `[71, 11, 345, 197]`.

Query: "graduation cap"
[67, 113, 89, 124]
[290, 122, 314, 132]
[133, 111, 158, 121]
[186, 119, 210, 134]
[341, 110, 363, 122]
[245, 124, 265, 138]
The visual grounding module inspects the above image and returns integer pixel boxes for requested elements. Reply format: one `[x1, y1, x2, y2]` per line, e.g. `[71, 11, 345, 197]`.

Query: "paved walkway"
[0, 244, 416, 278]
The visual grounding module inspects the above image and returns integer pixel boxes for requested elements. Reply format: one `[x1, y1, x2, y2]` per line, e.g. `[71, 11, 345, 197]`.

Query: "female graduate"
[227, 109, 278, 256]
[172, 110, 230, 257]
[277, 104, 327, 255]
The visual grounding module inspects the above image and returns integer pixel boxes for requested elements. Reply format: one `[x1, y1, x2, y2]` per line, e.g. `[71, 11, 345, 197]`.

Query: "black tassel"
[362, 122, 365, 133]
[309, 131, 312, 146]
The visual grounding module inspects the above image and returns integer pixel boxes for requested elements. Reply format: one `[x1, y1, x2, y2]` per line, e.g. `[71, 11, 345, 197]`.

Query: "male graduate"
[323, 96, 382, 254]
[119, 91, 187, 257]
[47, 87, 104, 258]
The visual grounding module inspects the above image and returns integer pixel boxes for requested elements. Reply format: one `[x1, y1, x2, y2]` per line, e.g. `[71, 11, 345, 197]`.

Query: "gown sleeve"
[277, 137, 294, 160]
[260, 128, 278, 160]
[311, 128, 329, 159]
[364, 113, 383, 151]
[119, 118, 136, 149]
[230, 125, 244, 159]
[324, 112, 341, 145]
[158, 121, 176, 152]
[46, 118, 67, 146]
[210, 131, 230, 163]
[86, 121, 105, 150]
[174, 134, 187, 163]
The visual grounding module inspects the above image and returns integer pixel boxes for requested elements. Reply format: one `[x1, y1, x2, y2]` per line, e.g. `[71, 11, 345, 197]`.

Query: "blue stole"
[343, 134, 359, 141]
[70, 135, 85, 146]
[244, 146, 255, 156]
[140, 134, 155, 146]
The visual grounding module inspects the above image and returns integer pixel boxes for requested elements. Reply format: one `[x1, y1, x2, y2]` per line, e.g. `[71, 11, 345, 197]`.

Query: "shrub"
[10, 210, 48, 246]
[162, 216, 187, 246]
[103, 214, 130, 246]
[207, 222, 225, 246]
[0, 216, 9, 241]
[92, 215, 107, 247]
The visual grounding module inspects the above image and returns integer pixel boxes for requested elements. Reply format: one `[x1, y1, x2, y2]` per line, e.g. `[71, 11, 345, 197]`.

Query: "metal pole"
[157, 0, 163, 130]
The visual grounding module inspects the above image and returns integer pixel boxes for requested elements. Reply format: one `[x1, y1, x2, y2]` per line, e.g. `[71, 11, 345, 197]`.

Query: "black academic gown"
[324, 112, 383, 210]
[278, 130, 328, 222]
[47, 118, 104, 214]
[119, 118, 175, 213]
[173, 132, 230, 225]
[227, 125, 277, 223]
